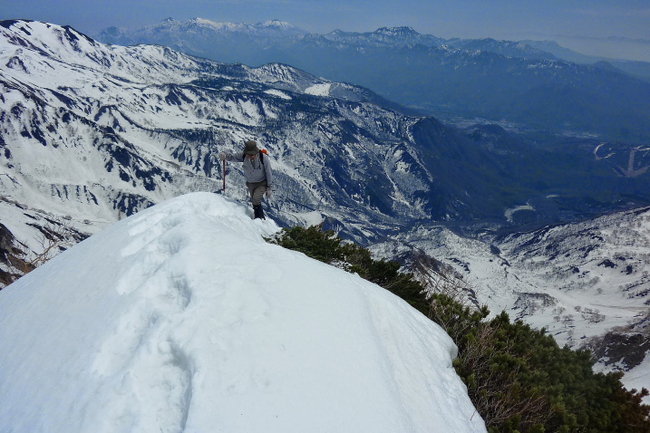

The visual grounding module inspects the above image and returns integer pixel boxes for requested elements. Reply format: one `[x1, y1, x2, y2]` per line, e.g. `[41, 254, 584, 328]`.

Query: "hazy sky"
[2, 0, 650, 60]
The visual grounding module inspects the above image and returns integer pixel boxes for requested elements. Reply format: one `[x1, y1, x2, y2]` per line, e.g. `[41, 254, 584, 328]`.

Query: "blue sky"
[2, 0, 650, 60]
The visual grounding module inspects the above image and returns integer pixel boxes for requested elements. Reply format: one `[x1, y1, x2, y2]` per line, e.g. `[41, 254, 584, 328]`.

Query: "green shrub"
[271, 225, 345, 263]
[269, 225, 650, 432]
[269, 224, 431, 314]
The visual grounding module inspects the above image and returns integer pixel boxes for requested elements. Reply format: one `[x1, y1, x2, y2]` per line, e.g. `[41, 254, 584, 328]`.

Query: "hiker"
[219, 140, 273, 219]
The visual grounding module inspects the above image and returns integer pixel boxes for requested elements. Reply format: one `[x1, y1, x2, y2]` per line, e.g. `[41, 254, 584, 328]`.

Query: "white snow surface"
[0, 193, 485, 433]
[305, 83, 332, 96]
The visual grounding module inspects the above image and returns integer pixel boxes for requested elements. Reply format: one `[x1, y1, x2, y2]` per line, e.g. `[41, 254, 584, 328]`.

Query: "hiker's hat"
[244, 140, 259, 155]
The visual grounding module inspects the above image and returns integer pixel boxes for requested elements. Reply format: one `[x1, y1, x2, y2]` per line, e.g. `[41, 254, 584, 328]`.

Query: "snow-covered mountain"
[371, 205, 650, 395]
[100, 17, 308, 48]
[0, 18, 442, 280]
[95, 18, 650, 142]
[0, 192, 487, 432]
[95, 18, 534, 62]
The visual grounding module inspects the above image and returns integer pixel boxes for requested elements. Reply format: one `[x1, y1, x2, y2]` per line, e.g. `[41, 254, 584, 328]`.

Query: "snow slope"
[0, 192, 486, 433]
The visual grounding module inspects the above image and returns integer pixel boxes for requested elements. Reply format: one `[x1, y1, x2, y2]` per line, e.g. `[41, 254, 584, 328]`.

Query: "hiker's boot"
[253, 205, 265, 219]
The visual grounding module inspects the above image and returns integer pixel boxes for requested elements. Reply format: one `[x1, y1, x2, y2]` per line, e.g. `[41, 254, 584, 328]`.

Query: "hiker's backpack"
[259, 149, 268, 166]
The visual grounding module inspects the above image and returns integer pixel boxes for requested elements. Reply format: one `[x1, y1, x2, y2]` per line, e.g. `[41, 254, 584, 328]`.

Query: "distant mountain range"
[96, 18, 650, 142]
[2, 19, 649, 249]
[1, 19, 648, 394]
[521, 39, 648, 77]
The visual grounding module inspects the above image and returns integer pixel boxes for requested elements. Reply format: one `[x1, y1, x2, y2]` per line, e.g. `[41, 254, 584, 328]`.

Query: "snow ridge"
[0, 193, 486, 433]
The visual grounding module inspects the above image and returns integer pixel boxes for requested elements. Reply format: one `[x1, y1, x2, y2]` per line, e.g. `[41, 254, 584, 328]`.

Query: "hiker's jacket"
[225, 152, 272, 187]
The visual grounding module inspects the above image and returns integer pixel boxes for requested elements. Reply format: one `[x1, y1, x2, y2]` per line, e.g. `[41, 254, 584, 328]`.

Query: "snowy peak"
[324, 26, 444, 47]
[177, 17, 305, 34]
[376, 26, 419, 35]
[257, 19, 305, 32]
[96, 17, 308, 47]
[374, 26, 423, 42]
[0, 193, 486, 432]
[177, 17, 306, 34]
[1, 20, 100, 62]
[0, 19, 212, 84]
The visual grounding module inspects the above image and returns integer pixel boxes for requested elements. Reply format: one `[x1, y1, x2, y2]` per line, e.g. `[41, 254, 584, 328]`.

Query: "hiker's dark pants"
[246, 180, 267, 206]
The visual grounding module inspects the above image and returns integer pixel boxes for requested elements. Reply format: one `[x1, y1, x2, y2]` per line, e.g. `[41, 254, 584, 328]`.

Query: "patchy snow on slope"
[0, 193, 486, 433]
[264, 88, 292, 100]
[305, 82, 332, 96]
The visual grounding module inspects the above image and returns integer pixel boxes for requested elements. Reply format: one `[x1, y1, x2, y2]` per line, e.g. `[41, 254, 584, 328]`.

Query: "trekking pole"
[222, 159, 226, 193]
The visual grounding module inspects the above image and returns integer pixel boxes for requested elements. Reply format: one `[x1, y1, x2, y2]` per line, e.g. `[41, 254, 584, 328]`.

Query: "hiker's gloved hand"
[218, 152, 226, 160]
[265, 187, 272, 198]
